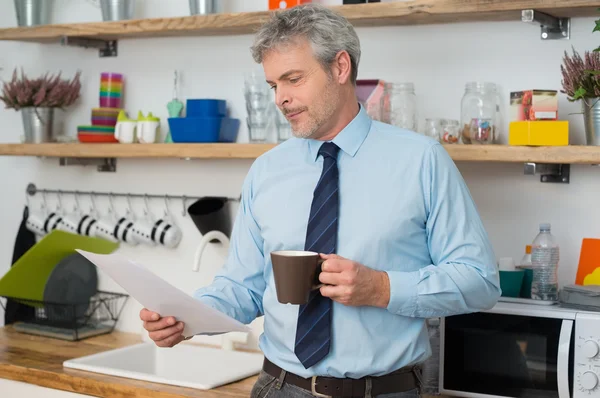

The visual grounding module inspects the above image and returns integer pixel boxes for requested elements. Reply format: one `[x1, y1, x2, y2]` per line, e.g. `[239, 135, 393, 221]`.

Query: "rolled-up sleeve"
[386, 143, 501, 318]
[193, 162, 266, 326]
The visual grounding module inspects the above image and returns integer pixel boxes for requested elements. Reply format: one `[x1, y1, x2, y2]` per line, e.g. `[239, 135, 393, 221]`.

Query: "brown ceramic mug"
[270, 250, 325, 305]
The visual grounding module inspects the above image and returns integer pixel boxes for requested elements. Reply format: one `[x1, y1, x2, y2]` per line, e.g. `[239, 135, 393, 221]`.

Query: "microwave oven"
[439, 300, 600, 398]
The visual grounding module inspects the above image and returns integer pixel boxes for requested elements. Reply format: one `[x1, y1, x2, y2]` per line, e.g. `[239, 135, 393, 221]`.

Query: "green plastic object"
[165, 70, 184, 143]
[0, 230, 119, 302]
[499, 269, 525, 298]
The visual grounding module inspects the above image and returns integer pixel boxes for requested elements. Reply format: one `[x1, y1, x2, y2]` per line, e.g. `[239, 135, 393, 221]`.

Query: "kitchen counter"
[0, 325, 257, 397]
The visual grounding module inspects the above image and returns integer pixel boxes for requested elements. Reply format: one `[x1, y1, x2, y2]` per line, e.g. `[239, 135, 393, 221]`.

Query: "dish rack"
[0, 290, 129, 341]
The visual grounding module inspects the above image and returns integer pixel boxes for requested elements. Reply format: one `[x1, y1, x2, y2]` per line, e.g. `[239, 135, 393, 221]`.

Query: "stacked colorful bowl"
[91, 107, 121, 126]
[99, 72, 123, 108]
[77, 73, 125, 143]
[77, 125, 119, 143]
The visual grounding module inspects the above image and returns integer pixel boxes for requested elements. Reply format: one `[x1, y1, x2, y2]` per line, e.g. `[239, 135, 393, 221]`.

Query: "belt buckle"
[311, 376, 332, 398]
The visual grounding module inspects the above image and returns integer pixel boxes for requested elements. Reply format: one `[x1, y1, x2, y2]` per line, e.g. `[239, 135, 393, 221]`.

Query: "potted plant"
[0, 68, 81, 143]
[560, 16, 600, 145]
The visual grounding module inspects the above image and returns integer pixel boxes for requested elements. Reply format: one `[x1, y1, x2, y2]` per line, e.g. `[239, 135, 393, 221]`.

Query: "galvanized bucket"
[14, 0, 53, 27]
[99, 0, 135, 21]
[583, 98, 600, 146]
[21, 107, 54, 143]
[189, 0, 219, 15]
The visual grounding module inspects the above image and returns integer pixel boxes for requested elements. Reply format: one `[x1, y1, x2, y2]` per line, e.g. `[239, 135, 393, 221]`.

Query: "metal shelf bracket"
[60, 36, 118, 57]
[58, 157, 117, 172]
[524, 163, 570, 183]
[521, 9, 570, 40]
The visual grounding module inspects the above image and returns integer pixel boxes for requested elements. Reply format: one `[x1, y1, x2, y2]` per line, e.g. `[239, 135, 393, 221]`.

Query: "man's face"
[263, 38, 341, 139]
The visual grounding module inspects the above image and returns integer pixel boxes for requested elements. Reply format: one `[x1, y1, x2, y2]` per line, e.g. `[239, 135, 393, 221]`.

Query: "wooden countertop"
[0, 325, 257, 397]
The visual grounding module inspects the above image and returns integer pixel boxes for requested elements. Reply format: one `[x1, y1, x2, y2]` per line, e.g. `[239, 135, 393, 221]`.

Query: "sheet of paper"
[76, 249, 251, 338]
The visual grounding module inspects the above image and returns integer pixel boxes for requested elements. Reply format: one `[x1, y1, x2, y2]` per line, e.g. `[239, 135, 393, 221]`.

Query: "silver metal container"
[14, 0, 53, 27]
[21, 107, 54, 143]
[189, 0, 219, 15]
[583, 98, 600, 146]
[100, 0, 135, 21]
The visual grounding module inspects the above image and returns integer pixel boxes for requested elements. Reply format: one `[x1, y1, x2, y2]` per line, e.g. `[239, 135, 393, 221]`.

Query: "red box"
[269, 0, 312, 10]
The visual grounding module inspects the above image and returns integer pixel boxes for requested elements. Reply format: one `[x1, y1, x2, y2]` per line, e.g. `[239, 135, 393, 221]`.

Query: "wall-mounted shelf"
[0, 0, 594, 43]
[0, 143, 273, 159]
[1, 143, 600, 164]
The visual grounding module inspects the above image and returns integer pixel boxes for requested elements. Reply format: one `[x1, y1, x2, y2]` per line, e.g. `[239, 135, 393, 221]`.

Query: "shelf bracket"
[521, 10, 570, 40]
[58, 157, 117, 172]
[524, 163, 569, 183]
[60, 36, 118, 57]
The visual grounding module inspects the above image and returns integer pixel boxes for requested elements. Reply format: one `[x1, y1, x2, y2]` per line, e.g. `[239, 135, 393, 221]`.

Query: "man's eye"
[290, 78, 300, 84]
[269, 85, 277, 91]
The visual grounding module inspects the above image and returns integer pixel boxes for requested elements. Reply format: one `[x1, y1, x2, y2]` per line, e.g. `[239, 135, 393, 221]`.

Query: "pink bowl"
[99, 97, 121, 108]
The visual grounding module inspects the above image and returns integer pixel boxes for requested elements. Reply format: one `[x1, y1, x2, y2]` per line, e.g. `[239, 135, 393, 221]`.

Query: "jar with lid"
[385, 82, 418, 132]
[460, 82, 497, 144]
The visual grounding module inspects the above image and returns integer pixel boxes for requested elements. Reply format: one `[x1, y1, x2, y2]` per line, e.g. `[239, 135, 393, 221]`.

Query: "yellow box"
[508, 120, 569, 146]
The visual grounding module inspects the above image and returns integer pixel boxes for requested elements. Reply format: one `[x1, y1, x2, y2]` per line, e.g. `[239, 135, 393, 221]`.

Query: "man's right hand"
[140, 308, 188, 347]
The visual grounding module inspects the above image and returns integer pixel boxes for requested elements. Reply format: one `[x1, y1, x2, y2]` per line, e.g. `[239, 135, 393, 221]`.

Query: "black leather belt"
[263, 358, 419, 397]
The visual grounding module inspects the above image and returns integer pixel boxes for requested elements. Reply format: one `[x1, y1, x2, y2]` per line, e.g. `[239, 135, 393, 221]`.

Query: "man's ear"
[331, 50, 352, 85]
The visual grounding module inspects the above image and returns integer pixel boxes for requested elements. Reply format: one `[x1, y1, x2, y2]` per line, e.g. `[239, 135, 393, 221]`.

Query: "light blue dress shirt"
[194, 104, 501, 379]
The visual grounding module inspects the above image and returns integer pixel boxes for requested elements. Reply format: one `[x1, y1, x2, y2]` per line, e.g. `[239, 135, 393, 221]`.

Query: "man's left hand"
[318, 254, 390, 308]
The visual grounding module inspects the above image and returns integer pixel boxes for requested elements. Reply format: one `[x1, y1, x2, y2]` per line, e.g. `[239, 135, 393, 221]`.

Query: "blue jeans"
[250, 370, 421, 398]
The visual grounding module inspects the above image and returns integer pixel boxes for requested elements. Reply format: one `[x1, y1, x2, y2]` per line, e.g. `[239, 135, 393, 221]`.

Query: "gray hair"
[250, 4, 361, 84]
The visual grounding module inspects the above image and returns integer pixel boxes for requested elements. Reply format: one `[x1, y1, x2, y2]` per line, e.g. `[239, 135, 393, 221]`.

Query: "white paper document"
[76, 250, 251, 338]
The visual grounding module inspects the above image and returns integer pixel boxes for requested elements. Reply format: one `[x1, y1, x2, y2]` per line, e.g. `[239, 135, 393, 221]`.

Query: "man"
[140, 4, 501, 397]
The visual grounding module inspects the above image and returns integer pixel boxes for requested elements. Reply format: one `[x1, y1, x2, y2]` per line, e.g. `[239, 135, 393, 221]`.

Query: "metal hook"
[164, 195, 171, 218]
[41, 190, 48, 211]
[89, 191, 98, 215]
[141, 194, 151, 218]
[126, 193, 135, 218]
[56, 190, 63, 212]
[108, 192, 116, 215]
[74, 190, 82, 212]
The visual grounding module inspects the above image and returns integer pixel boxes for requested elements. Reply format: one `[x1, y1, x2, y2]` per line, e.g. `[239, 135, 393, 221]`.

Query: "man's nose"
[276, 87, 291, 107]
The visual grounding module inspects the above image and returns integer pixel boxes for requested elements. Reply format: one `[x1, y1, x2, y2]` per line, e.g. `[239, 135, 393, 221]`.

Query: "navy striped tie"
[294, 142, 340, 369]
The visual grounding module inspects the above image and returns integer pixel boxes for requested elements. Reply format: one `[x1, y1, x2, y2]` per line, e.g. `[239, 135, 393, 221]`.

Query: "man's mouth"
[285, 110, 304, 120]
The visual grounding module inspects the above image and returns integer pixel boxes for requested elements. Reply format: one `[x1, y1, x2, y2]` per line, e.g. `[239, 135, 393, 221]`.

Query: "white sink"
[63, 342, 264, 390]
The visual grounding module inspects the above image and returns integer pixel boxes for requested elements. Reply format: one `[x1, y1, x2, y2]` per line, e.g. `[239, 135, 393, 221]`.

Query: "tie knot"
[319, 142, 340, 160]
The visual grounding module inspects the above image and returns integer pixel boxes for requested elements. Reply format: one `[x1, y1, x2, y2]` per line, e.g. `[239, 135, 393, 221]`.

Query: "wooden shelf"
[445, 145, 600, 164]
[0, 143, 275, 159]
[1, 143, 600, 164]
[0, 0, 595, 42]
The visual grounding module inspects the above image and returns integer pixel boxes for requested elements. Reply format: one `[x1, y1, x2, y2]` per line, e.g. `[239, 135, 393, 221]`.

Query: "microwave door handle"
[558, 319, 573, 398]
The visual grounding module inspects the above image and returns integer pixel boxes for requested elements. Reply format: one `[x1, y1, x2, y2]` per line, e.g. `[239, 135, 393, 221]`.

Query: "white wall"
[0, 0, 598, 350]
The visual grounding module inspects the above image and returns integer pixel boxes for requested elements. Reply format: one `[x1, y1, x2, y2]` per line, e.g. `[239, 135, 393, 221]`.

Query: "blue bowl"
[168, 116, 240, 143]
[186, 99, 227, 118]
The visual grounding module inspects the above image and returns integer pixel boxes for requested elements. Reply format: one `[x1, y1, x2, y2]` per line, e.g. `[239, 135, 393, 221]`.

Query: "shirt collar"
[307, 103, 372, 162]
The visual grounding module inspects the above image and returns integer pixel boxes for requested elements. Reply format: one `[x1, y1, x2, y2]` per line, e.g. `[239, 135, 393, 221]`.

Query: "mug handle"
[311, 258, 326, 290]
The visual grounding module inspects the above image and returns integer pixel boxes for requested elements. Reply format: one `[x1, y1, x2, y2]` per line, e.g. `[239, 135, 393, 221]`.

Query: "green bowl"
[499, 269, 525, 298]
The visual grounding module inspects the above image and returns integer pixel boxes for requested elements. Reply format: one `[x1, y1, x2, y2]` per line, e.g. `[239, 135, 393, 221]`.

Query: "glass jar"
[422, 118, 442, 142]
[386, 82, 418, 132]
[460, 82, 497, 144]
[440, 119, 461, 144]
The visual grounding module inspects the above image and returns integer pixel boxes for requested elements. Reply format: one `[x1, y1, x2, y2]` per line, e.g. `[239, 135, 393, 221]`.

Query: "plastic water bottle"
[530, 223, 559, 301]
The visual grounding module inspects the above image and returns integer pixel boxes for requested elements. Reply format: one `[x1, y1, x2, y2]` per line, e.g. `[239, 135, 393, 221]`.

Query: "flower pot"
[583, 98, 600, 146]
[99, 0, 134, 21]
[21, 107, 54, 143]
[14, 0, 53, 27]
